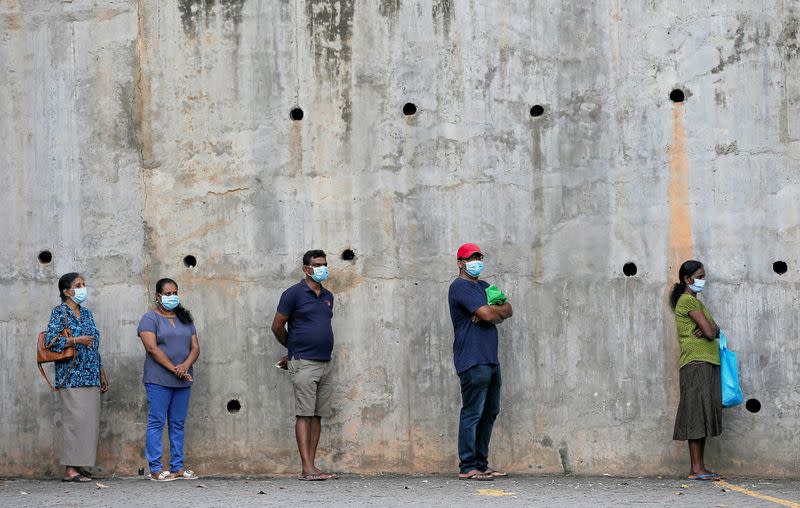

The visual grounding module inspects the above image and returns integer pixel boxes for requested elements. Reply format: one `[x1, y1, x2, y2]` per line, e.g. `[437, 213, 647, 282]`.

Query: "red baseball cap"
[456, 243, 482, 259]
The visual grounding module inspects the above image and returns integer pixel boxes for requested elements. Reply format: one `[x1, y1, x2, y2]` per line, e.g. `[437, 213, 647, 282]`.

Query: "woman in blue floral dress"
[44, 272, 109, 482]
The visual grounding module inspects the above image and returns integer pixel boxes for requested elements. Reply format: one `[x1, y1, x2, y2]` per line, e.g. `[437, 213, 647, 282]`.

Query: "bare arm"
[271, 312, 289, 347]
[688, 310, 718, 340]
[474, 304, 512, 325]
[495, 302, 513, 319]
[139, 331, 179, 372]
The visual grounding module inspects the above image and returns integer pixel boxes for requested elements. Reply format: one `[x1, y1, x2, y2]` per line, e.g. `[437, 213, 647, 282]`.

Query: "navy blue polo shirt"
[277, 280, 335, 361]
[448, 277, 499, 374]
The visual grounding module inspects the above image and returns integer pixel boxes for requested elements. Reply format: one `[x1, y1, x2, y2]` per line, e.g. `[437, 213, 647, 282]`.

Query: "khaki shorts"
[288, 359, 334, 417]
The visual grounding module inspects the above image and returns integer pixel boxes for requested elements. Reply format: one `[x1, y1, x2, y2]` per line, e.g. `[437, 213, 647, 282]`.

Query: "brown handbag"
[36, 310, 77, 391]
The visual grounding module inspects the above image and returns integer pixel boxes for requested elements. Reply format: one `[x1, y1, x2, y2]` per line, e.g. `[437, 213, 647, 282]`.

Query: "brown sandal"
[459, 470, 494, 481]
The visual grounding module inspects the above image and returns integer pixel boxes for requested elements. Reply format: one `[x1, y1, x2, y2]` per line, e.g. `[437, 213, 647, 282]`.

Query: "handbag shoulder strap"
[45, 307, 73, 349]
[38, 354, 77, 392]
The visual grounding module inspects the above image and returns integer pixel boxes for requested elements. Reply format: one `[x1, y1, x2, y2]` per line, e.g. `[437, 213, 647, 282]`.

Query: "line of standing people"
[42, 251, 730, 482]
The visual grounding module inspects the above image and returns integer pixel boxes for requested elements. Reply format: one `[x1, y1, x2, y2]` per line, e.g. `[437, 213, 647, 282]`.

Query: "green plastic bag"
[485, 284, 507, 305]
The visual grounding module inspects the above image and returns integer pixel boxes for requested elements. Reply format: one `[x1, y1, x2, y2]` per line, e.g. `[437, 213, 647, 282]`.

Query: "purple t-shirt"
[137, 310, 196, 388]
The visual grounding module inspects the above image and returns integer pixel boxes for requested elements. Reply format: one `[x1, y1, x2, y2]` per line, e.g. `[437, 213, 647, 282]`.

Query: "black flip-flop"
[77, 469, 92, 479]
[62, 475, 91, 483]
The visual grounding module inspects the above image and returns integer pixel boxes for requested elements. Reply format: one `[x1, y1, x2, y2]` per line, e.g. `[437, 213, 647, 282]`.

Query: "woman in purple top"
[137, 278, 200, 482]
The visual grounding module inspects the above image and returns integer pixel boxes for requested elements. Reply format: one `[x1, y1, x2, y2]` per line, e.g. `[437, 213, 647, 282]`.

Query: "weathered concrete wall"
[1, 0, 799, 477]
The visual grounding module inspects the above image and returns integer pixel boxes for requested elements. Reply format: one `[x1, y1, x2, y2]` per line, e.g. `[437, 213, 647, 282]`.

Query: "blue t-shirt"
[137, 310, 196, 388]
[448, 278, 499, 374]
[277, 280, 335, 361]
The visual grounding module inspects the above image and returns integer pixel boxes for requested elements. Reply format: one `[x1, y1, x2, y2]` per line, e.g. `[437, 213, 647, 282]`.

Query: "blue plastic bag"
[719, 331, 744, 408]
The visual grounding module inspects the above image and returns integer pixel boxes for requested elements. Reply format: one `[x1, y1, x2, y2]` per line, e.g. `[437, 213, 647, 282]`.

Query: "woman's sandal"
[173, 469, 199, 480]
[77, 468, 92, 479]
[62, 474, 91, 483]
[459, 470, 494, 481]
[150, 470, 176, 482]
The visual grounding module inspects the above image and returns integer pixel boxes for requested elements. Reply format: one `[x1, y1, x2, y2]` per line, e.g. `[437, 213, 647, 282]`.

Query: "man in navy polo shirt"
[448, 242, 513, 481]
[271, 249, 338, 481]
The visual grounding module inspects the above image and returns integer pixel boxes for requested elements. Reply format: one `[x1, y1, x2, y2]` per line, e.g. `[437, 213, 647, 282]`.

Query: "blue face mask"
[70, 287, 88, 305]
[688, 278, 705, 293]
[464, 260, 484, 277]
[161, 294, 180, 310]
[307, 266, 329, 283]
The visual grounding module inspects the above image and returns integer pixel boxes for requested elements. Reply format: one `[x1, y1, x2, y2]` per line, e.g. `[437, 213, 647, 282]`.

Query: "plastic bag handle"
[718, 330, 727, 351]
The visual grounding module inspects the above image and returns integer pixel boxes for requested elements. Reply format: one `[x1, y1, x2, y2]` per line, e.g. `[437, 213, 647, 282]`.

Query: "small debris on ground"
[258, 490, 266, 495]
[195, 484, 207, 488]
[95, 482, 109, 489]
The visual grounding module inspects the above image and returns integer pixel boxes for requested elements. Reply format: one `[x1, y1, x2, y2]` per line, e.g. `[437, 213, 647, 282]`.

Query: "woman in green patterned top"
[669, 260, 722, 481]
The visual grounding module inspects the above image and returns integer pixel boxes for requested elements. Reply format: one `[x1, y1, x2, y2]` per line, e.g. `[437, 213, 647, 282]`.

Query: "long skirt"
[59, 386, 101, 466]
[673, 362, 722, 441]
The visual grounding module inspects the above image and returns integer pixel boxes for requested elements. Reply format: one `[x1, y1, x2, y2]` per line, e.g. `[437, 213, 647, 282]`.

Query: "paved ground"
[2, 474, 800, 507]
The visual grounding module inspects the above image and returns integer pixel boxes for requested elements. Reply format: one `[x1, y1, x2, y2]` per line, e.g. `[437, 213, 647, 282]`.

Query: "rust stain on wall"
[667, 104, 692, 270]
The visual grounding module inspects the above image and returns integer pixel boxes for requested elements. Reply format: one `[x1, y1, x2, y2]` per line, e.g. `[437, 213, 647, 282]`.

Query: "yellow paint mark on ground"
[476, 488, 517, 497]
[668, 103, 693, 269]
[720, 480, 800, 508]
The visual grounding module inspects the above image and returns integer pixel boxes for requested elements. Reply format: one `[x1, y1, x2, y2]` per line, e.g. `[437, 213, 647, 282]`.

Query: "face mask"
[307, 266, 329, 283]
[688, 278, 705, 293]
[464, 260, 484, 277]
[161, 294, 180, 310]
[70, 287, 88, 305]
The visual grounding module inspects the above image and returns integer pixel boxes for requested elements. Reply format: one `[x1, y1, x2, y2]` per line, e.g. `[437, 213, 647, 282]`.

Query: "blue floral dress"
[45, 302, 103, 388]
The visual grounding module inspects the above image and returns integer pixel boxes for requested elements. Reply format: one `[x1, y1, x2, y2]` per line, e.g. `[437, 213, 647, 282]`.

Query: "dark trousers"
[457, 363, 502, 473]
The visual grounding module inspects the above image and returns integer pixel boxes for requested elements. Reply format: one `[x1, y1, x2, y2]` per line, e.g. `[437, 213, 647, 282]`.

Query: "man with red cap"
[448, 243, 513, 481]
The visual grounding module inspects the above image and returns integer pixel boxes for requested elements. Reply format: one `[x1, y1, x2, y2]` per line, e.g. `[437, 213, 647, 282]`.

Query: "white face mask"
[688, 278, 706, 293]
[70, 287, 88, 304]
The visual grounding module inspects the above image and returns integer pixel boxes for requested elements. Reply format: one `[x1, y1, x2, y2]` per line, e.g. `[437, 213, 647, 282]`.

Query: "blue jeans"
[457, 364, 502, 473]
[145, 383, 192, 474]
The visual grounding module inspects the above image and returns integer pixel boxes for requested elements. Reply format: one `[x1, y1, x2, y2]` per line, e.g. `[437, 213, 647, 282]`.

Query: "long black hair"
[669, 260, 704, 311]
[156, 277, 193, 324]
[58, 272, 81, 301]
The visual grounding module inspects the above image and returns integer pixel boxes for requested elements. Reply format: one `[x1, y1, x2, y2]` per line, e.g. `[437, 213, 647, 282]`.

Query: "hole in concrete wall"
[402, 102, 417, 116]
[38, 250, 53, 264]
[183, 255, 197, 268]
[745, 398, 761, 413]
[773, 261, 788, 275]
[669, 89, 685, 103]
[227, 399, 241, 414]
[341, 249, 355, 261]
[290, 107, 304, 121]
[529, 105, 545, 117]
[622, 262, 638, 277]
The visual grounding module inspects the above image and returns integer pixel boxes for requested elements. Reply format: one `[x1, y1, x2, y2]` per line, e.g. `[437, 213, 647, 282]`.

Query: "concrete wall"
[1, 0, 799, 477]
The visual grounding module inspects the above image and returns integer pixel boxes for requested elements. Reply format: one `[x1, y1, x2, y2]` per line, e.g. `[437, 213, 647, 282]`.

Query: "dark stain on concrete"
[432, 0, 453, 36]
[114, 82, 138, 151]
[558, 442, 572, 474]
[777, 14, 799, 59]
[715, 141, 737, 155]
[711, 20, 747, 74]
[378, 0, 401, 18]
[305, 0, 354, 137]
[179, 0, 212, 35]
[179, 0, 243, 37]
